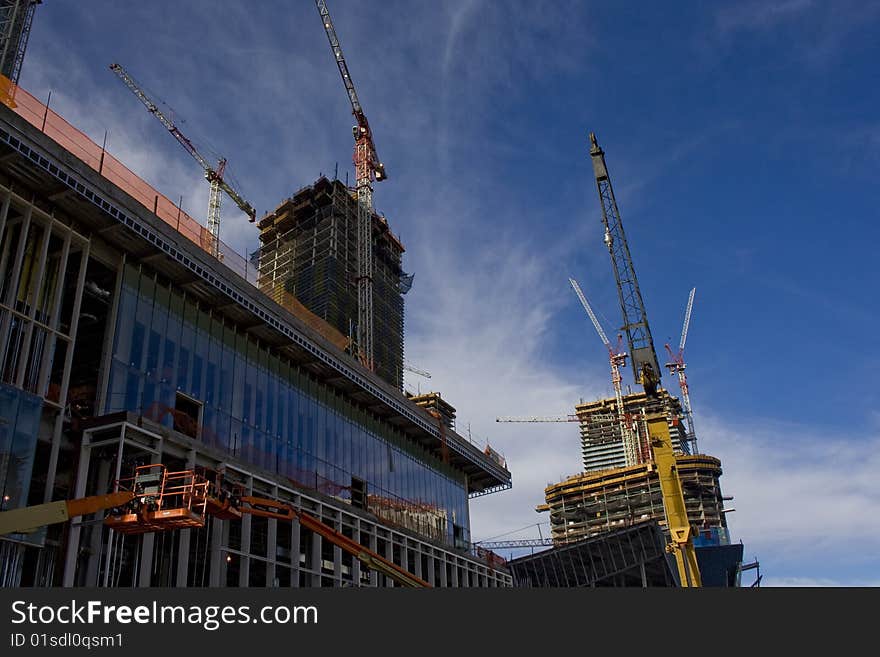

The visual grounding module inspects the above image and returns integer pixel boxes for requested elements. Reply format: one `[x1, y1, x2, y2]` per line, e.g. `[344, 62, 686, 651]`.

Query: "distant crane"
[496, 415, 578, 423]
[569, 277, 639, 466]
[315, 0, 387, 372]
[402, 361, 431, 378]
[109, 63, 256, 258]
[665, 287, 698, 454]
[589, 133, 661, 396]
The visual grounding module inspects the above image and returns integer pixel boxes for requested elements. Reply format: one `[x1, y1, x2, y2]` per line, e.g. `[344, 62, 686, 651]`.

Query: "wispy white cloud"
[712, 0, 880, 69]
[697, 413, 880, 583]
[716, 0, 814, 33]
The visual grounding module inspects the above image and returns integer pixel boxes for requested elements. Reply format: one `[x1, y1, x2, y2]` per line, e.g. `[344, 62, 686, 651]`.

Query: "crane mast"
[569, 277, 638, 466]
[589, 133, 661, 395]
[109, 63, 256, 257]
[315, 0, 387, 372]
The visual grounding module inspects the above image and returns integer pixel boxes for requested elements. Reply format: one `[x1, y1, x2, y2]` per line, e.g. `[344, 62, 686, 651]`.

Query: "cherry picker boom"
[0, 464, 430, 587]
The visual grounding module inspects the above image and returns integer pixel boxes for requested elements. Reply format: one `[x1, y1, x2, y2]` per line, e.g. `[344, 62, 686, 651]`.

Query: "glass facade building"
[105, 264, 469, 545]
[0, 80, 511, 587]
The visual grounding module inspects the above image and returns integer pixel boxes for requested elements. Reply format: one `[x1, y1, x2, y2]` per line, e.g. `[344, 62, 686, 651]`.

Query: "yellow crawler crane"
[645, 412, 702, 587]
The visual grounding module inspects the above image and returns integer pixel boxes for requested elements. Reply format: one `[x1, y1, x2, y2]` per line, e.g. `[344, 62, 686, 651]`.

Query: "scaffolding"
[538, 454, 729, 545]
[256, 176, 405, 388]
[407, 391, 456, 431]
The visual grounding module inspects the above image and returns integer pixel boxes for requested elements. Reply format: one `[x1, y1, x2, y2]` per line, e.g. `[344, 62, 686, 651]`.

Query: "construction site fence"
[1, 78, 259, 285]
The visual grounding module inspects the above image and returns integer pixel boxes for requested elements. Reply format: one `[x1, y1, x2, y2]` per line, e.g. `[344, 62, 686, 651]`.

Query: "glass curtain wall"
[105, 264, 469, 545]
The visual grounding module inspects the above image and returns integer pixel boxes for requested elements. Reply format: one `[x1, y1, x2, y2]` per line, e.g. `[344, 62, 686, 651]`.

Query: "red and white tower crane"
[665, 287, 698, 454]
[569, 277, 639, 467]
[315, 0, 387, 371]
[109, 63, 256, 258]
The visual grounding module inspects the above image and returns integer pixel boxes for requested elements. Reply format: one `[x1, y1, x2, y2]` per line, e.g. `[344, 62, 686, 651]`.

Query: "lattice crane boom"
[496, 415, 579, 423]
[315, 0, 386, 372]
[569, 277, 611, 348]
[402, 361, 431, 378]
[679, 286, 695, 355]
[109, 63, 256, 258]
[569, 276, 639, 466]
[589, 132, 660, 394]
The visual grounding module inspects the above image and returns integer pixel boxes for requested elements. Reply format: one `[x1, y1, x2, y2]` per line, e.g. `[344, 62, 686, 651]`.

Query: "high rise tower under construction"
[255, 176, 408, 389]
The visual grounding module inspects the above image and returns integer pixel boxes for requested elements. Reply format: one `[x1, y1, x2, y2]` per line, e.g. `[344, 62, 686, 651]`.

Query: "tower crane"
[569, 277, 639, 466]
[665, 287, 698, 454]
[589, 133, 661, 396]
[315, 0, 387, 371]
[402, 361, 431, 379]
[496, 415, 579, 423]
[109, 63, 256, 258]
[586, 133, 701, 586]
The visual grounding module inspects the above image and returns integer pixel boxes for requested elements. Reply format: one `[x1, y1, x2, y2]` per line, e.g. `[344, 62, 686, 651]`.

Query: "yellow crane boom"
[645, 412, 702, 587]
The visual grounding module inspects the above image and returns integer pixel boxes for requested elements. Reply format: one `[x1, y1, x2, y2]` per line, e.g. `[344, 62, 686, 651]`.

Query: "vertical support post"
[36, 228, 71, 405]
[137, 534, 154, 587]
[175, 448, 196, 586]
[350, 520, 361, 586]
[15, 218, 50, 389]
[290, 516, 301, 588]
[0, 202, 31, 368]
[266, 484, 278, 587]
[239, 475, 252, 587]
[62, 430, 93, 586]
[0, 189, 11, 250]
[368, 530, 378, 587]
[384, 536, 393, 588]
[309, 530, 321, 587]
[94, 252, 124, 415]
[412, 543, 422, 581]
[209, 516, 224, 587]
[427, 552, 435, 587]
[44, 239, 89, 503]
[40, 91, 51, 132]
[332, 519, 342, 586]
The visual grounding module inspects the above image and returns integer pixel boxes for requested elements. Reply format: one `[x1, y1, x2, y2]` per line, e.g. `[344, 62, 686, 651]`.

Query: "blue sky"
[19, 1, 880, 586]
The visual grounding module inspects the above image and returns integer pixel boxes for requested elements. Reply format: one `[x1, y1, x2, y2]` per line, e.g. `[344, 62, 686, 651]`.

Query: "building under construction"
[538, 449, 727, 543]
[505, 131, 750, 587]
[576, 389, 690, 472]
[256, 176, 408, 390]
[0, 79, 512, 587]
[520, 388, 742, 586]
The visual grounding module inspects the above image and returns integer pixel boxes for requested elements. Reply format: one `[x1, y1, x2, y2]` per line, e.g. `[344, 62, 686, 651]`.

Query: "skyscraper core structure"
[256, 177, 407, 390]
